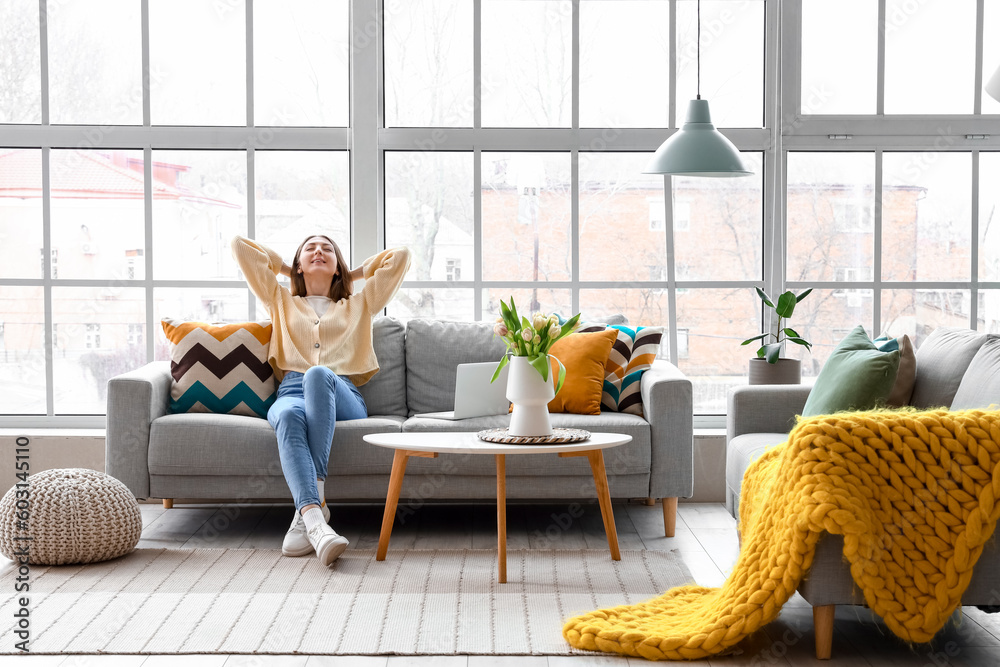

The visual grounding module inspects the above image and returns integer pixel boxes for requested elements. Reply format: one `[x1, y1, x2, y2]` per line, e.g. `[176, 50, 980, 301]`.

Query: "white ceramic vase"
[506, 356, 555, 436]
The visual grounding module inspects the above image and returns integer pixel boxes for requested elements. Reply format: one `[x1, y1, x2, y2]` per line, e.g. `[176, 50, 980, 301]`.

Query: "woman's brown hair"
[290, 235, 353, 301]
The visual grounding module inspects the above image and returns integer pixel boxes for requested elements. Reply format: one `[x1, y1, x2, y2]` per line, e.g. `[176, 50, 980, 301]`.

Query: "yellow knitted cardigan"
[563, 408, 1000, 661]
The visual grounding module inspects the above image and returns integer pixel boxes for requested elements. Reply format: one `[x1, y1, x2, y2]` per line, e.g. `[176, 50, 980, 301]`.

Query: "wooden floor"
[12, 500, 1000, 666]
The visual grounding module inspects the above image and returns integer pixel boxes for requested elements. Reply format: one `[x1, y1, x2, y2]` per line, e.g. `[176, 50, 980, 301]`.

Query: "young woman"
[231, 234, 411, 565]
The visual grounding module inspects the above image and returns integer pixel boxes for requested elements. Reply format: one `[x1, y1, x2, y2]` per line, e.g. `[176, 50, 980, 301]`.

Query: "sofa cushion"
[878, 334, 916, 407]
[148, 413, 404, 477]
[801, 326, 899, 417]
[160, 318, 276, 419]
[405, 319, 507, 414]
[358, 316, 407, 416]
[910, 328, 990, 409]
[547, 328, 618, 415]
[951, 337, 1000, 410]
[726, 433, 787, 515]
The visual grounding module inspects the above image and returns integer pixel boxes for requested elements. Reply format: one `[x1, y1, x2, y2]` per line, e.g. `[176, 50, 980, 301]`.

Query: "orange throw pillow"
[547, 328, 618, 415]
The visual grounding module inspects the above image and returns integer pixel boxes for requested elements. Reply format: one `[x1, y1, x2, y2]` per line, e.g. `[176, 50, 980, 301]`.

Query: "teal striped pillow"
[576, 323, 664, 416]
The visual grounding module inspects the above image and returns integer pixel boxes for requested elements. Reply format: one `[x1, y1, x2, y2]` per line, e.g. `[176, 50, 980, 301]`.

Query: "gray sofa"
[107, 317, 694, 536]
[726, 327, 1000, 658]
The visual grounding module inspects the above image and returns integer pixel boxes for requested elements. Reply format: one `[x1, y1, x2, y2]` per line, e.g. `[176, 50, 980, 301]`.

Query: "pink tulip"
[521, 328, 533, 342]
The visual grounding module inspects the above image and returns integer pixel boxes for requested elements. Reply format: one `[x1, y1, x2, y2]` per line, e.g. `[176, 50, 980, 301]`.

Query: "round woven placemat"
[477, 427, 591, 444]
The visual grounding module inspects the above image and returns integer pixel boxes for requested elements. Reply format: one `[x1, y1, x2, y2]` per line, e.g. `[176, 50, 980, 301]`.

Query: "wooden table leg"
[496, 454, 507, 584]
[377, 449, 410, 561]
[558, 449, 621, 560]
[585, 450, 621, 560]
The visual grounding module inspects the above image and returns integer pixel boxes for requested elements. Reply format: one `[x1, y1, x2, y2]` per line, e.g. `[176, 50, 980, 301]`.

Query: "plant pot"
[506, 356, 555, 436]
[748, 358, 801, 385]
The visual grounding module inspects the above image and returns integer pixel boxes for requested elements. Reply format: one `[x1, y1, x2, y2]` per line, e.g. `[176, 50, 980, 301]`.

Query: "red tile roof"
[0, 149, 241, 208]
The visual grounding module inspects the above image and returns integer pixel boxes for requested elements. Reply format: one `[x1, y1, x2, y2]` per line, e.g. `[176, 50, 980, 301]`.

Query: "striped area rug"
[0, 548, 691, 655]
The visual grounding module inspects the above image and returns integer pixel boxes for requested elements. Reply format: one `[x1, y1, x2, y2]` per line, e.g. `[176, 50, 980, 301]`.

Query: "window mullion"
[972, 150, 980, 328]
[873, 150, 883, 335]
[668, 0, 677, 128]
[975, 0, 986, 115]
[42, 147, 53, 417]
[571, 0, 580, 314]
[143, 147, 154, 364]
[352, 0, 380, 264]
[246, 0, 255, 128]
[141, 0, 151, 126]
[38, 0, 49, 126]
[876, 0, 886, 116]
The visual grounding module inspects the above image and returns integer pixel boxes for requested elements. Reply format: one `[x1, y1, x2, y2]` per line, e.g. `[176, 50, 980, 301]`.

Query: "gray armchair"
[727, 374, 1000, 660]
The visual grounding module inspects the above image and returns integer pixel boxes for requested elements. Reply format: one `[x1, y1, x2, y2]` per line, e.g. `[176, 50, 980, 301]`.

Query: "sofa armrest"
[106, 361, 172, 499]
[641, 359, 694, 499]
[726, 384, 812, 440]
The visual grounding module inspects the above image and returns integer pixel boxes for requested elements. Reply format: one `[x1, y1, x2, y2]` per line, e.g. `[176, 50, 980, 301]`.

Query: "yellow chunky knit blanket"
[563, 408, 1000, 660]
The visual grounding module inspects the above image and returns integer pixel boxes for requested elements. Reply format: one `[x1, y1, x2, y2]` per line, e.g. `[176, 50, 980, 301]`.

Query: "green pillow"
[801, 325, 901, 418]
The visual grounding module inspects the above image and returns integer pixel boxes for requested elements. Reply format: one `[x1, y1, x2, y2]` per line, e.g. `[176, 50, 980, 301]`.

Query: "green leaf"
[775, 291, 797, 318]
[559, 313, 581, 338]
[787, 337, 812, 349]
[755, 286, 774, 309]
[755, 345, 766, 359]
[741, 333, 769, 346]
[795, 288, 813, 303]
[490, 355, 510, 383]
[782, 327, 800, 338]
[508, 298, 520, 327]
[762, 342, 782, 363]
[529, 353, 550, 382]
[551, 355, 567, 395]
[499, 299, 518, 330]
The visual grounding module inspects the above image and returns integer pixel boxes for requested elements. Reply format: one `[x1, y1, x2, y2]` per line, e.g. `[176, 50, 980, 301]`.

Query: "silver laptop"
[414, 362, 510, 420]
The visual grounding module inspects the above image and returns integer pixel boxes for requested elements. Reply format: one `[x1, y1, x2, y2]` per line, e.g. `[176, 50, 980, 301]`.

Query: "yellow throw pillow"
[547, 328, 619, 415]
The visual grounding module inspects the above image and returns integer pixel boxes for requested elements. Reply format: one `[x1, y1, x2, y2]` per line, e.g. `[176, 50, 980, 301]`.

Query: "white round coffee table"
[363, 431, 632, 583]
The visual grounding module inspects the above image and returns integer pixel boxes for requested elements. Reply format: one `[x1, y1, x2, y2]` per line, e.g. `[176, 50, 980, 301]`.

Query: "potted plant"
[491, 297, 581, 436]
[741, 287, 812, 385]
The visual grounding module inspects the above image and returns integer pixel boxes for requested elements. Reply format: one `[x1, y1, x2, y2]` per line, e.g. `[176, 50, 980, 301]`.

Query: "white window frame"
[782, 0, 999, 343]
[6, 0, 996, 426]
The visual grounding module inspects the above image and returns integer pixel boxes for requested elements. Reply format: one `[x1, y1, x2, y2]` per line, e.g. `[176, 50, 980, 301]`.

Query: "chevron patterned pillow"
[161, 318, 276, 419]
[577, 323, 664, 416]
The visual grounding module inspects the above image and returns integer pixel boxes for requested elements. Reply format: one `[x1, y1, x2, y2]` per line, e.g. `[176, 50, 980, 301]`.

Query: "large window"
[2, 0, 998, 424]
[0, 2, 350, 421]
[382, 0, 767, 414]
[788, 0, 1000, 382]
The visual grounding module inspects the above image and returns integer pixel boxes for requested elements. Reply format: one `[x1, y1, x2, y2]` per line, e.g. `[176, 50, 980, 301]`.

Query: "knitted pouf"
[0, 468, 142, 565]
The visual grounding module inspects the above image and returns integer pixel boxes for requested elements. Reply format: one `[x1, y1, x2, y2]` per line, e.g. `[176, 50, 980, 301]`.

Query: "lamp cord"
[696, 0, 701, 100]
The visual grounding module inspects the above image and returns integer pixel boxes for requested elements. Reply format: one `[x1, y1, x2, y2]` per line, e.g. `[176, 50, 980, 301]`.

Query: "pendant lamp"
[645, 0, 752, 177]
[987, 64, 1000, 104]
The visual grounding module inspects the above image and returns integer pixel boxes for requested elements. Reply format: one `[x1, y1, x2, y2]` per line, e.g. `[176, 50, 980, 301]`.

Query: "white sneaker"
[307, 522, 350, 566]
[282, 504, 331, 557]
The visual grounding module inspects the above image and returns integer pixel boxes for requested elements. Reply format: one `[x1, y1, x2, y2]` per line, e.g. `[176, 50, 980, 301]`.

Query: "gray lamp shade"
[644, 99, 753, 177]
[987, 64, 1000, 104]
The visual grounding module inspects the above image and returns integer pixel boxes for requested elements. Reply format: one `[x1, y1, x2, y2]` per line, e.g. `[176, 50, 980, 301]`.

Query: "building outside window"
[85, 324, 101, 350]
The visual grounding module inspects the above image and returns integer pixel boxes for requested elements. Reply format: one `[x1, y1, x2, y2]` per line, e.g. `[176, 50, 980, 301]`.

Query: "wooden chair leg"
[644, 497, 655, 506]
[162, 499, 173, 509]
[813, 604, 835, 660]
[662, 497, 677, 537]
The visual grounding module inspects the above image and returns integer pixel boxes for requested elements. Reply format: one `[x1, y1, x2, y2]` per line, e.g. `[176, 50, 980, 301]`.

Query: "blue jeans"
[267, 366, 367, 511]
